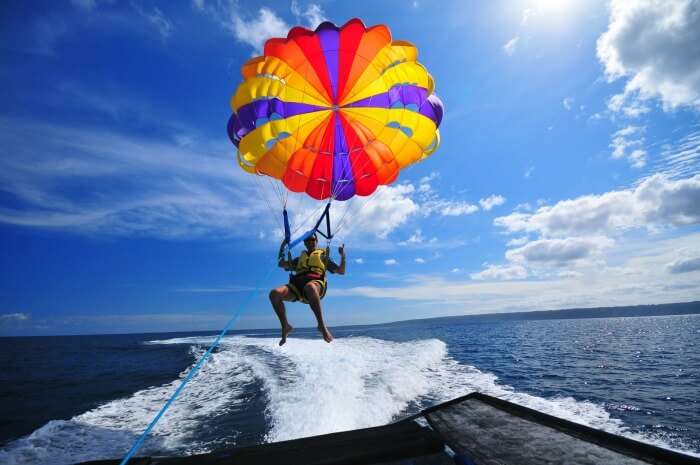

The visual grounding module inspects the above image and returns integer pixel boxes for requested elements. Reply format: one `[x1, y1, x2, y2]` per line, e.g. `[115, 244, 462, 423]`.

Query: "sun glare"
[523, 0, 589, 26]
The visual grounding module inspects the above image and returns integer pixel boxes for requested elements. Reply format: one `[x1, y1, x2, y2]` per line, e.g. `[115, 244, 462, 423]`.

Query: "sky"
[1, 0, 699, 336]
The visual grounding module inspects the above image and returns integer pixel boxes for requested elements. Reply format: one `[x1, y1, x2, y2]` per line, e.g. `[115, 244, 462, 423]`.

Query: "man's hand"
[338, 244, 345, 257]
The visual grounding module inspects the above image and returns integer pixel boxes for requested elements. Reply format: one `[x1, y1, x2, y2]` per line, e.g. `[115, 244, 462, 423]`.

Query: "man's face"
[304, 236, 317, 250]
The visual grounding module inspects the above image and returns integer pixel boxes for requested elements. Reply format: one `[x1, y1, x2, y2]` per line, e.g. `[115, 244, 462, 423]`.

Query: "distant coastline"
[3, 301, 700, 338]
[390, 301, 700, 326]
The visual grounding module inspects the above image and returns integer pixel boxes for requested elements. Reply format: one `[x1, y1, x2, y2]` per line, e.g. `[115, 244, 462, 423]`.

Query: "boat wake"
[0, 335, 696, 464]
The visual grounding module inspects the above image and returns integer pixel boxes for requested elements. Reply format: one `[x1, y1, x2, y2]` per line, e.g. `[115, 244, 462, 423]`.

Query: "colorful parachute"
[227, 18, 443, 201]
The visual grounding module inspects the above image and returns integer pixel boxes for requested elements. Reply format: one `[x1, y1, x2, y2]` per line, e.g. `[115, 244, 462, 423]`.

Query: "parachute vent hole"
[386, 121, 413, 138]
[256, 73, 287, 85]
[382, 59, 407, 75]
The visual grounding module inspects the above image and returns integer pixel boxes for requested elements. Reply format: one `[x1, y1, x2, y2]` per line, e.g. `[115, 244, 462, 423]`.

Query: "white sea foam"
[0, 343, 254, 465]
[157, 335, 699, 454]
[1, 334, 697, 464]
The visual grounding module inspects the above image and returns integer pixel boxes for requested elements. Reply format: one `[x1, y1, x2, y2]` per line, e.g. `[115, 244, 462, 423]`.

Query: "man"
[269, 234, 346, 346]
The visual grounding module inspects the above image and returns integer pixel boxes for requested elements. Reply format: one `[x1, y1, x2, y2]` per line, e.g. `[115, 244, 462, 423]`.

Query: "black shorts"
[286, 273, 327, 303]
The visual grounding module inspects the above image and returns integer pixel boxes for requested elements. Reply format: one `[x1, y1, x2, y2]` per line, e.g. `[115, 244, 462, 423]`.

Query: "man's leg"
[269, 285, 295, 346]
[303, 282, 333, 343]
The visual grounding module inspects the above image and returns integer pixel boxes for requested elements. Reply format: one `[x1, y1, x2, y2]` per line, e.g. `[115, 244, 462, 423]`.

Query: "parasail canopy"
[227, 18, 444, 202]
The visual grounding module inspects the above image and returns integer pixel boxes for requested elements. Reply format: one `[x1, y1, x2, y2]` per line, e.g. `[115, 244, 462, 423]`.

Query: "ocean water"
[1, 314, 699, 464]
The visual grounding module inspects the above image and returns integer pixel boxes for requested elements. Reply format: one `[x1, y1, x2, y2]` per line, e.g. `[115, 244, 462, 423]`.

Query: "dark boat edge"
[75, 392, 700, 465]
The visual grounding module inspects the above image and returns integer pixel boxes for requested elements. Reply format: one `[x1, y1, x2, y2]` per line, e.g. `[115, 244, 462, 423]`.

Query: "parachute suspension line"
[334, 188, 381, 237]
[280, 179, 289, 210]
[288, 200, 328, 238]
[119, 259, 279, 465]
[266, 176, 284, 207]
[284, 201, 333, 249]
[332, 200, 355, 236]
[253, 174, 274, 217]
[252, 172, 283, 232]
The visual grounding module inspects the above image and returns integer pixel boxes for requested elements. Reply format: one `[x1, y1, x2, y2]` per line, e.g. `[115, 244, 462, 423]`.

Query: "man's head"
[303, 233, 318, 251]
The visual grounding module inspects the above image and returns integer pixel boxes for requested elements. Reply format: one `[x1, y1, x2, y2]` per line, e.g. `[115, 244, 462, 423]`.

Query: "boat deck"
[78, 392, 699, 465]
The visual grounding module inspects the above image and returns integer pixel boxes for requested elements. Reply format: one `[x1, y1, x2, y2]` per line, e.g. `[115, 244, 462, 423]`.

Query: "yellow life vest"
[295, 249, 327, 277]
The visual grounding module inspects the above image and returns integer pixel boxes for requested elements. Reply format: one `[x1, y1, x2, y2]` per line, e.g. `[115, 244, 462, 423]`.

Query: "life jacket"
[295, 249, 327, 277]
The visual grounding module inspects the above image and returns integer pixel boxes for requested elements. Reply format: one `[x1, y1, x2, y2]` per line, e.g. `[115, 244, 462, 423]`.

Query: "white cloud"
[479, 194, 506, 211]
[563, 97, 574, 110]
[132, 5, 174, 42]
[417, 172, 439, 193]
[40, 311, 241, 334]
[521, 8, 534, 25]
[667, 256, 700, 274]
[495, 174, 700, 238]
[627, 149, 647, 168]
[612, 125, 642, 140]
[71, 0, 96, 9]
[398, 229, 424, 246]
[291, 2, 326, 29]
[429, 201, 479, 216]
[0, 113, 480, 245]
[506, 236, 529, 247]
[415, 257, 425, 264]
[451, 268, 461, 273]
[524, 167, 534, 178]
[607, 93, 650, 118]
[196, 3, 289, 53]
[419, 172, 440, 184]
[232, 8, 289, 52]
[557, 269, 583, 278]
[503, 36, 519, 56]
[656, 129, 700, 179]
[0, 117, 259, 239]
[334, 234, 700, 310]
[384, 258, 398, 265]
[470, 264, 528, 281]
[597, 0, 700, 111]
[354, 258, 364, 264]
[0, 313, 29, 321]
[339, 184, 419, 239]
[610, 125, 646, 168]
[506, 236, 615, 267]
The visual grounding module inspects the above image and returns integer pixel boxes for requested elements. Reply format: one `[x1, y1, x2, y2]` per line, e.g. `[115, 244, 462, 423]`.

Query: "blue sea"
[1, 314, 699, 464]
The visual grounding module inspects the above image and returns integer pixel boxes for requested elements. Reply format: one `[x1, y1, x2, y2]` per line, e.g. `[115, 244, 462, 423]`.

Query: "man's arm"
[334, 244, 346, 275]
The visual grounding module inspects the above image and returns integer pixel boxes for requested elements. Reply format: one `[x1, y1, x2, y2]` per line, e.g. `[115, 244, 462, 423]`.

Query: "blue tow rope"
[119, 265, 276, 465]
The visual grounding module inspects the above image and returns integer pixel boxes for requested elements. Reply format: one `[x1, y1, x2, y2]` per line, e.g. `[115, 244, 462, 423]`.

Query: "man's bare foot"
[279, 323, 293, 346]
[318, 325, 333, 343]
